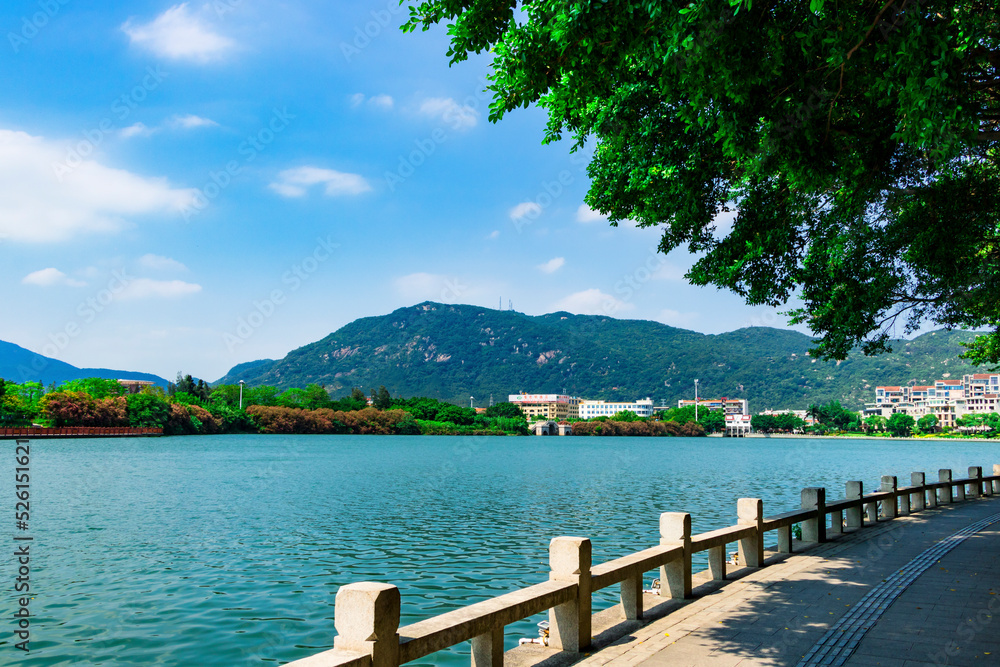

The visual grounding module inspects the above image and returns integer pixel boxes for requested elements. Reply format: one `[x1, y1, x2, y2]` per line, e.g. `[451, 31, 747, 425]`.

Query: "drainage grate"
[796, 511, 1000, 667]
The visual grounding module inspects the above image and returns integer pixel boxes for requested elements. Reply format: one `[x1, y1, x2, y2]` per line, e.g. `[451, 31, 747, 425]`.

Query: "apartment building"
[868, 373, 1000, 424]
[874, 386, 909, 406]
[965, 373, 1000, 398]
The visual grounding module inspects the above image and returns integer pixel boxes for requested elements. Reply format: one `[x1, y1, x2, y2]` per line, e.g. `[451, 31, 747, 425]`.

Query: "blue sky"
[1, 0, 807, 382]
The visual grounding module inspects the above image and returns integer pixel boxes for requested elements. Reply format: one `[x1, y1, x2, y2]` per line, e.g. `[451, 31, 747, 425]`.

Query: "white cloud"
[553, 289, 635, 316]
[23, 267, 65, 286]
[138, 254, 188, 272]
[419, 97, 479, 130]
[350, 93, 394, 110]
[122, 3, 235, 63]
[656, 308, 699, 328]
[269, 166, 372, 198]
[21, 268, 85, 287]
[537, 257, 565, 274]
[0, 129, 199, 243]
[487, 230, 500, 240]
[168, 114, 219, 129]
[117, 278, 201, 300]
[509, 202, 541, 221]
[120, 122, 154, 139]
[120, 115, 219, 139]
[576, 204, 608, 223]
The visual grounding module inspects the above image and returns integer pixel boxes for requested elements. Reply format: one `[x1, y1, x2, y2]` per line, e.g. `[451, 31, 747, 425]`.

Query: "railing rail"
[399, 580, 577, 664]
[0, 427, 163, 438]
[284, 464, 1000, 667]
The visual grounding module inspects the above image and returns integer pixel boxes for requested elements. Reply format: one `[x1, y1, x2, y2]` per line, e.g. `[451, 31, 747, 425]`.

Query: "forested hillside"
[216, 303, 983, 410]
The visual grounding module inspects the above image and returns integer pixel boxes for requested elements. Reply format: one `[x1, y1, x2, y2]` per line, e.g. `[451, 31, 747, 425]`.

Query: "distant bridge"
[530, 420, 573, 436]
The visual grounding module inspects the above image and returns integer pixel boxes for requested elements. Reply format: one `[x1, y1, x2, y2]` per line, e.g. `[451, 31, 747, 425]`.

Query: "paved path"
[576, 496, 1000, 667]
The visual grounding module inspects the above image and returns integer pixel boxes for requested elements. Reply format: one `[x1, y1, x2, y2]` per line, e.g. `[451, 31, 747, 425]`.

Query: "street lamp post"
[694, 379, 699, 421]
[239, 380, 245, 410]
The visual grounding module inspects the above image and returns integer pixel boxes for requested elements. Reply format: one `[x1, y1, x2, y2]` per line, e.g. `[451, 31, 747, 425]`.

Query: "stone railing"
[285, 464, 1000, 667]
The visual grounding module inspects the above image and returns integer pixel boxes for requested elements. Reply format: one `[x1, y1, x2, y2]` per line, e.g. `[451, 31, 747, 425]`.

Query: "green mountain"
[214, 302, 984, 411]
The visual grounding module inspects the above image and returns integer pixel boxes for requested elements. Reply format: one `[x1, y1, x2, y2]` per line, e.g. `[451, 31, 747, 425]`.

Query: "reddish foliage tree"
[571, 419, 705, 437]
[93, 397, 128, 426]
[40, 391, 97, 427]
[246, 406, 416, 435]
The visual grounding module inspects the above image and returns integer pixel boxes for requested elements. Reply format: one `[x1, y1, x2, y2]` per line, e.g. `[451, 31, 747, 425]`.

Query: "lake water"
[2, 434, 997, 665]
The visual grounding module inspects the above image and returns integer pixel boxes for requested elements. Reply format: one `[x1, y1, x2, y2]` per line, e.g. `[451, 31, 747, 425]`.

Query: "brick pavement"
[572, 496, 1000, 667]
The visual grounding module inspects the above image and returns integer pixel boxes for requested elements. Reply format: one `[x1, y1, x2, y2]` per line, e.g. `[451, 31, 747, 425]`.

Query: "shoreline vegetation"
[2, 376, 997, 440]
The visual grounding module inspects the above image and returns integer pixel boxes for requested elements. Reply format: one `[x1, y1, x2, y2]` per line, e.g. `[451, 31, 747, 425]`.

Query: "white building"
[725, 414, 753, 437]
[578, 398, 654, 419]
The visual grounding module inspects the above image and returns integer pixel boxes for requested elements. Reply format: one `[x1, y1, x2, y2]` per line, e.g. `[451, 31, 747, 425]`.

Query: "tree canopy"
[916, 413, 939, 432]
[404, 0, 1000, 362]
[751, 412, 807, 433]
[887, 412, 916, 437]
[485, 401, 527, 419]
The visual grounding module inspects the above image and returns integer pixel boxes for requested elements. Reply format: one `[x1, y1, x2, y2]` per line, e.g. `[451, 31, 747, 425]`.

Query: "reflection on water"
[2, 434, 995, 665]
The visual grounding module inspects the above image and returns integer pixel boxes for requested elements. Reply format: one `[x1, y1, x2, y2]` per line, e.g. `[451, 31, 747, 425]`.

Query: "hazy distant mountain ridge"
[215, 302, 982, 410]
[0, 340, 168, 387]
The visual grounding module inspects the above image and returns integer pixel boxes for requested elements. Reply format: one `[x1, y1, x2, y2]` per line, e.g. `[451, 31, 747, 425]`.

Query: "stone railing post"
[880, 476, 898, 519]
[926, 473, 938, 508]
[660, 513, 692, 599]
[846, 481, 864, 529]
[333, 582, 401, 667]
[994, 464, 1000, 495]
[968, 466, 983, 498]
[549, 536, 592, 653]
[938, 469, 953, 504]
[471, 628, 503, 667]
[865, 493, 878, 523]
[777, 523, 793, 553]
[708, 545, 726, 581]
[829, 494, 844, 536]
[737, 498, 764, 567]
[911, 472, 926, 511]
[801, 488, 826, 542]
[620, 573, 643, 621]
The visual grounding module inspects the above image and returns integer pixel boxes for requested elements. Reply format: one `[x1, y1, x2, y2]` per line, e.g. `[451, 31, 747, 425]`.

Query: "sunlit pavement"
[574, 496, 1000, 667]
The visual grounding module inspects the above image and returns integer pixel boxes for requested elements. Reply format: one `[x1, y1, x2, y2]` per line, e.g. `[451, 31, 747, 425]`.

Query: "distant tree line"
[565, 405, 713, 437]
[0, 375, 531, 436]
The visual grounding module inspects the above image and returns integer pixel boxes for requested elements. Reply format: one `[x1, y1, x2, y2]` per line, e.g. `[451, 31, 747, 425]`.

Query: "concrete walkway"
[576, 496, 1000, 667]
